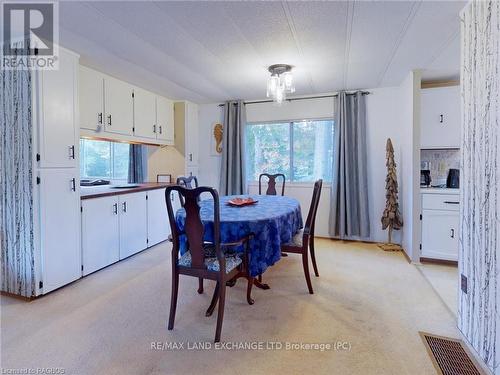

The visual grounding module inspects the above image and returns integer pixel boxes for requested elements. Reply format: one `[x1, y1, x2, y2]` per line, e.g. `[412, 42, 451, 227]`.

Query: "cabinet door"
[81, 196, 120, 275]
[147, 189, 171, 246]
[156, 96, 174, 144]
[133, 87, 157, 139]
[119, 192, 148, 259]
[421, 210, 459, 261]
[38, 49, 78, 168]
[104, 76, 134, 136]
[420, 86, 460, 149]
[79, 66, 104, 132]
[185, 102, 199, 165]
[39, 169, 81, 293]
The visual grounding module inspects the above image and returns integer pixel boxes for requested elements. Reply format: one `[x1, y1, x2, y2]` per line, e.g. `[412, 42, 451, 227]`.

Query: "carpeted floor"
[1, 239, 459, 375]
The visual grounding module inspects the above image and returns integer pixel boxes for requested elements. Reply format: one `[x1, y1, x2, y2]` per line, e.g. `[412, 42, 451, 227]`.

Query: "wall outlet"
[461, 274, 468, 294]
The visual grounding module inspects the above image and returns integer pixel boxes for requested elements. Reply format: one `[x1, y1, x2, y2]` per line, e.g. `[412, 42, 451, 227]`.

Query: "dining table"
[175, 194, 303, 283]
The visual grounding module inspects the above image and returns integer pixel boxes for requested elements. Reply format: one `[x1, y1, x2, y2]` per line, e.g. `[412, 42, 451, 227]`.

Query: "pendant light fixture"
[266, 64, 295, 104]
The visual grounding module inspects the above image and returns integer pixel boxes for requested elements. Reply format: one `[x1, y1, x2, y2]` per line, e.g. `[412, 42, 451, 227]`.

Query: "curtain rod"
[217, 91, 370, 107]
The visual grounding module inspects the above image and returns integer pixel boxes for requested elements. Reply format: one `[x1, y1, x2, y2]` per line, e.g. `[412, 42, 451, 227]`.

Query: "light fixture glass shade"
[266, 65, 294, 103]
[283, 72, 295, 93]
[267, 75, 279, 98]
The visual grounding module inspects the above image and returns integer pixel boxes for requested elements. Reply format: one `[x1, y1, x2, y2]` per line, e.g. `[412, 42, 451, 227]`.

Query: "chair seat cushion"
[285, 229, 304, 247]
[178, 247, 242, 273]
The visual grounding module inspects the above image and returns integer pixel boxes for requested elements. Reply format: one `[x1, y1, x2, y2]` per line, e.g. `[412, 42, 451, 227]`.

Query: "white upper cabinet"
[420, 86, 461, 149]
[133, 87, 157, 139]
[79, 66, 174, 146]
[79, 66, 104, 132]
[37, 48, 78, 168]
[174, 101, 199, 171]
[104, 75, 134, 136]
[156, 96, 174, 144]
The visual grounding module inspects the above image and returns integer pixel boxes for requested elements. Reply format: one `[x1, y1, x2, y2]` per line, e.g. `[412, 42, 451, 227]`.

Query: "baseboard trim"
[1, 290, 36, 301]
[420, 257, 458, 266]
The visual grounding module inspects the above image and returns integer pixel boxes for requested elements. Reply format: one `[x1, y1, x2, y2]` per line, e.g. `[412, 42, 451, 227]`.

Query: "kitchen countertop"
[80, 182, 174, 200]
[420, 187, 460, 195]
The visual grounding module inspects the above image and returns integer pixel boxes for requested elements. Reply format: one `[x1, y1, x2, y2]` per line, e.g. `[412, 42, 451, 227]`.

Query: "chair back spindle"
[258, 173, 286, 196]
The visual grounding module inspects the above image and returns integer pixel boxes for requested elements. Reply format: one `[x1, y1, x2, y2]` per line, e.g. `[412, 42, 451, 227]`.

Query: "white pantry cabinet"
[81, 196, 120, 276]
[174, 101, 199, 176]
[79, 66, 104, 132]
[147, 188, 170, 247]
[38, 168, 81, 293]
[104, 75, 134, 136]
[420, 192, 460, 261]
[119, 192, 148, 259]
[420, 86, 461, 149]
[156, 96, 174, 144]
[31, 47, 82, 295]
[37, 49, 78, 168]
[133, 87, 157, 139]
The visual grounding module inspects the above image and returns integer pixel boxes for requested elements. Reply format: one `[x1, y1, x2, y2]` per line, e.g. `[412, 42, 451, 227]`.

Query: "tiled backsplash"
[421, 149, 460, 186]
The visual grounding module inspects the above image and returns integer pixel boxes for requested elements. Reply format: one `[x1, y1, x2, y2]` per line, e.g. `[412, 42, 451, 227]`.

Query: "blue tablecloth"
[175, 195, 303, 277]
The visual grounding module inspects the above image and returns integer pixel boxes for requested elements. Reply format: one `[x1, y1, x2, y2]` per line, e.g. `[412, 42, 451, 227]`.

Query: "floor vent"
[420, 332, 483, 375]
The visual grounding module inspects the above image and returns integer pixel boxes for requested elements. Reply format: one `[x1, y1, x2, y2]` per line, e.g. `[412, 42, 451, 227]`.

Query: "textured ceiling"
[59, 1, 465, 103]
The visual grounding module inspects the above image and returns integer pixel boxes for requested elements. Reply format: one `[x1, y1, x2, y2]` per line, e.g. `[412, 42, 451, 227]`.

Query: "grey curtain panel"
[219, 100, 246, 196]
[329, 92, 370, 238]
[0, 42, 36, 297]
[128, 144, 148, 183]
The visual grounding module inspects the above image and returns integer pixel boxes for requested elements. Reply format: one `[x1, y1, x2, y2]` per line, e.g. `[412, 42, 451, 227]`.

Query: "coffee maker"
[420, 170, 431, 187]
[421, 161, 432, 187]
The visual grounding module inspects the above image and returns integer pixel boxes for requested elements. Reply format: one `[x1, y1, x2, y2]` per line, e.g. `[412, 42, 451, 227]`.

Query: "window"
[245, 119, 334, 182]
[80, 139, 130, 180]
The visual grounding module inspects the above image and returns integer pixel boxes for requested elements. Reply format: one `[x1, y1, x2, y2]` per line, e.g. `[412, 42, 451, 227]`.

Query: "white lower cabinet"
[81, 188, 169, 276]
[147, 189, 170, 247]
[119, 192, 148, 259]
[81, 196, 120, 276]
[420, 193, 460, 261]
[39, 168, 81, 293]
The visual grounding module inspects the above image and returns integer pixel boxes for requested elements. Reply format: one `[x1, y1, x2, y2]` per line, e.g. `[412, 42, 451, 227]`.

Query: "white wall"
[398, 71, 421, 261]
[198, 88, 412, 243]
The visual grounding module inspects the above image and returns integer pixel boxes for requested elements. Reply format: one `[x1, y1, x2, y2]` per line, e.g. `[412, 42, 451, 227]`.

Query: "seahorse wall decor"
[213, 123, 223, 154]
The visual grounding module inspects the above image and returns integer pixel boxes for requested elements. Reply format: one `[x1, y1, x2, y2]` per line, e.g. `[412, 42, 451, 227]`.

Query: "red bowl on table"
[226, 197, 258, 207]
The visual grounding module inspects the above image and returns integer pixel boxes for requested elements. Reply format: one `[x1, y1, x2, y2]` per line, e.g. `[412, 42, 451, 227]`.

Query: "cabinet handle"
[122, 201, 127, 213]
[153, 125, 156, 133]
[189, 153, 193, 162]
[107, 114, 112, 126]
[70, 178, 76, 192]
[69, 145, 75, 159]
[444, 201, 459, 205]
[98, 112, 103, 125]
[450, 229, 455, 238]
[439, 114, 444, 123]
[113, 203, 118, 215]
[159, 125, 162, 134]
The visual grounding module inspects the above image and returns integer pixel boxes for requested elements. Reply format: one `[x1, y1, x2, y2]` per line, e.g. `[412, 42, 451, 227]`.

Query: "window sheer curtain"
[329, 92, 370, 238]
[219, 100, 246, 196]
[128, 144, 148, 183]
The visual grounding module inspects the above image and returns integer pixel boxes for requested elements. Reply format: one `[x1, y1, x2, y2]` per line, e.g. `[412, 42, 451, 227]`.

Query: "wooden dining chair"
[281, 179, 323, 294]
[175, 175, 204, 293]
[259, 173, 286, 196]
[165, 185, 254, 342]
